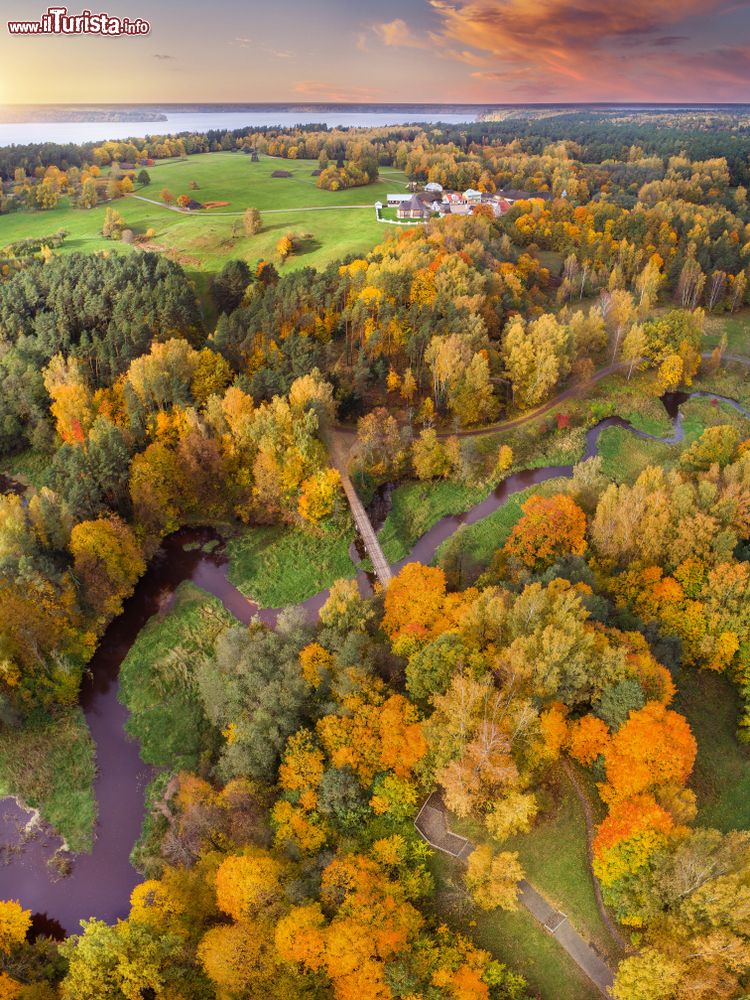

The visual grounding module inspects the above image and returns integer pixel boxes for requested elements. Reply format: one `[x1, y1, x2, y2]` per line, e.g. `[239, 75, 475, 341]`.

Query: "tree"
[198, 921, 275, 994]
[448, 352, 499, 427]
[277, 234, 294, 260]
[412, 428, 452, 480]
[69, 517, 145, 619]
[243, 207, 262, 235]
[136, 169, 150, 186]
[298, 468, 342, 523]
[160, 187, 174, 204]
[503, 494, 587, 570]
[101, 206, 125, 239]
[465, 845, 524, 910]
[60, 918, 183, 1000]
[0, 901, 30, 954]
[213, 259, 251, 314]
[214, 850, 283, 921]
[567, 714, 610, 765]
[622, 323, 647, 379]
[612, 948, 683, 1000]
[78, 177, 98, 209]
[603, 702, 696, 803]
[176, 194, 191, 209]
[484, 792, 539, 841]
[319, 578, 374, 634]
[352, 408, 407, 483]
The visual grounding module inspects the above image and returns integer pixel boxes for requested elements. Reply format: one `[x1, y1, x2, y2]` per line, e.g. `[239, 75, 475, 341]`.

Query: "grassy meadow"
[226, 522, 356, 607]
[118, 581, 236, 772]
[1, 152, 407, 315]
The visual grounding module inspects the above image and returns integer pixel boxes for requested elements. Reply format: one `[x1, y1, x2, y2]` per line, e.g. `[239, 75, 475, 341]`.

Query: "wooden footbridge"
[326, 431, 392, 588]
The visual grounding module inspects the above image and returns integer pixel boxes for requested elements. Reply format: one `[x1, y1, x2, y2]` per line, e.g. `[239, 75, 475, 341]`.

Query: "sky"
[0, 0, 749, 105]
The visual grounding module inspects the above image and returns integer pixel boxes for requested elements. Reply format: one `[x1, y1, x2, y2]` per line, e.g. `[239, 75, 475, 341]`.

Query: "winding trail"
[415, 791, 616, 997]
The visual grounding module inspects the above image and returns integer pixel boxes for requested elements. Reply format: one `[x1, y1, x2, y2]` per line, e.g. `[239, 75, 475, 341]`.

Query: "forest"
[2, 109, 750, 1000]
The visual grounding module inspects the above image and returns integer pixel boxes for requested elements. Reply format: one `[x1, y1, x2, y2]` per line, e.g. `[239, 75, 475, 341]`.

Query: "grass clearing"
[227, 523, 356, 607]
[500, 768, 622, 963]
[0, 707, 96, 852]
[703, 309, 750, 355]
[377, 480, 487, 563]
[118, 581, 235, 771]
[427, 851, 601, 1000]
[673, 666, 750, 832]
[596, 426, 673, 483]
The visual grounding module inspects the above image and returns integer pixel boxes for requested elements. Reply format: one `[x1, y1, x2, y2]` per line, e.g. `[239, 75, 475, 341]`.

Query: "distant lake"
[0, 110, 478, 147]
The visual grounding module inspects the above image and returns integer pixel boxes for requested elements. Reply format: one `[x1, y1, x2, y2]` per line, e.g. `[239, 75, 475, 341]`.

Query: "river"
[1, 388, 748, 934]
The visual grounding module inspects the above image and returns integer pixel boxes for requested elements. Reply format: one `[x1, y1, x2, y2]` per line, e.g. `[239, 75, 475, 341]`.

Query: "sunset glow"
[0, 0, 748, 104]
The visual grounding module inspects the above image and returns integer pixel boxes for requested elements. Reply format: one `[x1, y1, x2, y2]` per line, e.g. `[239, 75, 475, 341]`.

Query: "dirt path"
[334, 360, 630, 440]
[126, 193, 374, 217]
[415, 792, 615, 997]
[561, 760, 629, 954]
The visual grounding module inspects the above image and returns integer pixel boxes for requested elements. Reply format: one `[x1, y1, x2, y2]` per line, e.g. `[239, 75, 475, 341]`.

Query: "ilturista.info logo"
[8, 6, 150, 35]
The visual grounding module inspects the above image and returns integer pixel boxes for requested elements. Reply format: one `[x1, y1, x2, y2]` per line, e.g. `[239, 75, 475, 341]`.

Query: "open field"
[1, 153, 403, 313]
[377, 480, 487, 563]
[226, 522, 356, 607]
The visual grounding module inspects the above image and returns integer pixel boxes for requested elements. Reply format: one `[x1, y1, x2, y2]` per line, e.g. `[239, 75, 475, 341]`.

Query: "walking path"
[127, 193, 373, 217]
[326, 430, 392, 588]
[415, 791, 615, 998]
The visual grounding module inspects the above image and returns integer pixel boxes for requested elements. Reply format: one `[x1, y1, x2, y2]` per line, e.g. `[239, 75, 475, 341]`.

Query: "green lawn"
[1, 153, 404, 310]
[673, 666, 750, 831]
[118, 581, 235, 771]
[703, 309, 750, 355]
[428, 851, 601, 1000]
[377, 480, 487, 563]
[0, 707, 96, 852]
[226, 523, 356, 607]
[596, 426, 673, 483]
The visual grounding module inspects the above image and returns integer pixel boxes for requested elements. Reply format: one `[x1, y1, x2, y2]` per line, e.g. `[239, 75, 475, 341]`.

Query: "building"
[463, 188, 483, 203]
[397, 194, 432, 220]
[425, 181, 443, 193]
[387, 193, 412, 207]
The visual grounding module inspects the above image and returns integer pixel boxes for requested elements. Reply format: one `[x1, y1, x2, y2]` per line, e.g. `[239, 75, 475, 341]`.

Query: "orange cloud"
[425, 0, 748, 99]
[373, 18, 429, 48]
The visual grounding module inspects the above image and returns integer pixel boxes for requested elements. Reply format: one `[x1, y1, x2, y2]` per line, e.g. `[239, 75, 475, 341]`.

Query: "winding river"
[2, 388, 750, 935]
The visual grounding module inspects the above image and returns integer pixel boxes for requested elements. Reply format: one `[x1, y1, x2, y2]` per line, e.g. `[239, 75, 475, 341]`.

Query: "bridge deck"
[327, 432, 392, 589]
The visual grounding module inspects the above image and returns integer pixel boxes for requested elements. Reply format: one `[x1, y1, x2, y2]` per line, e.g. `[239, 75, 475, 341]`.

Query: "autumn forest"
[3, 106, 750, 1000]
